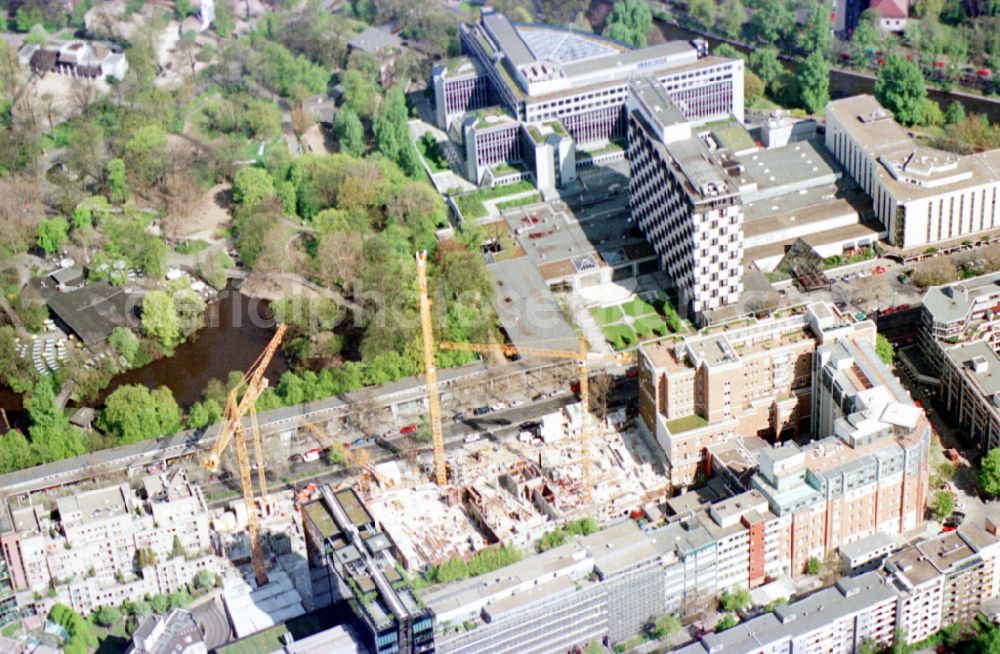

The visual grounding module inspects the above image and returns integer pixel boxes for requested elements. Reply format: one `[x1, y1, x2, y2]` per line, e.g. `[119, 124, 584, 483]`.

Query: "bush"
[807, 557, 822, 575]
[719, 587, 751, 612]
[716, 613, 739, 631]
[425, 545, 521, 584]
[92, 604, 120, 627]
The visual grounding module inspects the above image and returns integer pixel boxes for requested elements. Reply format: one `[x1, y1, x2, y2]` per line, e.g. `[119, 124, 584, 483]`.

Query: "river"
[90, 284, 289, 408]
[644, 9, 1000, 123]
[0, 284, 289, 424]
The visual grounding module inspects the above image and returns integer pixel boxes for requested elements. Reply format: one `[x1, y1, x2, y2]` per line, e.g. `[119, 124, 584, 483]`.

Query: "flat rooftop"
[423, 520, 650, 617]
[734, 138, 840, 197]
[56, 484, 129, 526]
[828, 94, 1000, 203]
[923, 270, 1000, 324]
[488, 258, 579, 351]
[839, 531, 895, 561]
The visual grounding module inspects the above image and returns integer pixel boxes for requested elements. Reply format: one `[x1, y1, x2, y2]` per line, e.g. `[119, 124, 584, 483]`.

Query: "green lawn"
[175, 239, 210, 255]
[633, 314, 668, 338]
[497, 193, 541, 211]
[453, 181, 536, 220]
[238, 137, 285, 164]
[590, 305, 624, 326]
[603, 323, 637, 350]
[666, 414, 709, 433]
[621, 297, 658, 318]
[416, 134, 449, 172]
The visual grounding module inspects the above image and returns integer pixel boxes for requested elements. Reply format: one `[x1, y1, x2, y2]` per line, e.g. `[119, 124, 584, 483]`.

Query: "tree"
[798, 4, 832, 55]
[92, 605, 120, 627]
[720, 587, 752, 612]
[858, 639, 882, 654]
[748, 0, 793, 44]
[945, 100, 966, 125]
[717, 0, 745, 38]
[850, 17, 881, 64]
[0, 430, 35, 473]
[648, 613, 682, 640]
[187, 399, 222, 429]
[688, 0, 716, 29]
[232, 167, 275, 209]
[916, 0, 945, 17]
[36, 217, 69, 254]
[716, 613, 739, 631]
[606, 0, 653, 47]
[98, 385, 182, 444]
[807, 557, 822, 574]
[335, 108, 365, 157]
[875, 334, 895, 365]
[796, 49, 830, 114]
[244, 101, 282, 140]
[194, 569, 215, 590]
[149, 594, 170, 614]
[171, 534, 187, 559]
[109, 327, 142, 368]
[979, 448, 1000, 496]
[875, 55, 927, 125]
[749, 47, 783, 91]
[27, 376, 61, 431]
[124, 125, 169, 188]
[933, 490, 955, 520]
[107, 158, 127, 204]
[341, 69, 379, 118]
[214, 0, 234, 37]
[142, 291, 182, 349]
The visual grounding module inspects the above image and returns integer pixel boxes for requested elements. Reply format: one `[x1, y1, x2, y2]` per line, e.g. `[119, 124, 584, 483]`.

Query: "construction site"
[0, 251, 674, 654]
[330, 401, 667, 570]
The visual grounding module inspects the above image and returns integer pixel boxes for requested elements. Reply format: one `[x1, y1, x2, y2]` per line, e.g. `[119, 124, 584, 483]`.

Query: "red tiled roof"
[869, 0, 908, 19]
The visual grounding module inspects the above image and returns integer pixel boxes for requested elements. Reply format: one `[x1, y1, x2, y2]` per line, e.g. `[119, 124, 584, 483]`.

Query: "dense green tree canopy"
[875, 55, 928, 125]
[335, 107, 366, 157]
[796, 50, 831, 113]
[142, 290, 182, 349]
[233, 166, 276, 209]
[606, 0, 653, 47]
[36, 217, 69, 254]
[979, 448, 1000, 496]
[98, 384, 182, 444]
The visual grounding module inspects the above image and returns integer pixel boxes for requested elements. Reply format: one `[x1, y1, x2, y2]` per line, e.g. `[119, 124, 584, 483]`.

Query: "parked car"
[491, 401, 507, 412]
[873, 266, 886, 275]
[302, 448, 324, 463]
[463, 433, 480, 444]
[400, 424, 418, 435]
[520, 421, 542, 434]
[452, 411, 467, 422]
[474, 406, 491, 416]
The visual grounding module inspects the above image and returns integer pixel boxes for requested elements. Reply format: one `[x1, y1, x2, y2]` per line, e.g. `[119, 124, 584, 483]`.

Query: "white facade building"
[626, 78, 744, 323]
[826, 94, 1000, 251]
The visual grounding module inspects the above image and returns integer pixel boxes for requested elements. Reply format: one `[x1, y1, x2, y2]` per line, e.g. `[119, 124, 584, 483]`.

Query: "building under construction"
[337, 402, 669, 571]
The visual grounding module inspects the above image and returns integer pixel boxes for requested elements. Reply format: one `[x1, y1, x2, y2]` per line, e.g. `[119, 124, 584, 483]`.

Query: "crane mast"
[416, 251, 448, 486]
[203, 323, 287, 587]
[437, 339, 630, 506]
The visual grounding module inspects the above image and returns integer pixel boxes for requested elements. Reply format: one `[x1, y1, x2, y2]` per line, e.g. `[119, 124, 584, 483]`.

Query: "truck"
[302, 448, 324, 463]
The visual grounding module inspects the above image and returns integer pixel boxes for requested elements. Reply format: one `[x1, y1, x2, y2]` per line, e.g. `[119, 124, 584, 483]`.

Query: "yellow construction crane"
[416, 251, 448, 486]
[437, 339, 629, 505]
[203, 323, 287, 587]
